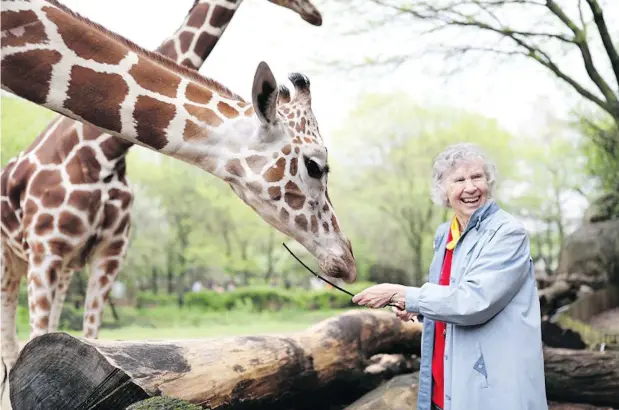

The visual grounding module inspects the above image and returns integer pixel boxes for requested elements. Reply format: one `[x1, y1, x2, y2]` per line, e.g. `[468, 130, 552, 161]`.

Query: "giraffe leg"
[48, 269, 74, 332]
[0, 245, 26, 395]
[83, 246, 126, 339]
[26, 255, 64, 340]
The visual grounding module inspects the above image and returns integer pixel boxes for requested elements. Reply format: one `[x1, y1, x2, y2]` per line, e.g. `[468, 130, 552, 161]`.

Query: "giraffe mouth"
[301, 12, 322, 26]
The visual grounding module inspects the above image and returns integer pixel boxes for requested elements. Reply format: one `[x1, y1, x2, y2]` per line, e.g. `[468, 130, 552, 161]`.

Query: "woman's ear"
[251, 61, 279, 125]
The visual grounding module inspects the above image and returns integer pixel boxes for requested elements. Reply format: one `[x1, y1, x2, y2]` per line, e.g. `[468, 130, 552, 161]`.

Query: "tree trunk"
[9, 310, 423, 410]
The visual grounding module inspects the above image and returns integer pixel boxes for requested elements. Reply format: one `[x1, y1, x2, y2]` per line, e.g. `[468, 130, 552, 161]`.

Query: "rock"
[555, 219, 619, 287]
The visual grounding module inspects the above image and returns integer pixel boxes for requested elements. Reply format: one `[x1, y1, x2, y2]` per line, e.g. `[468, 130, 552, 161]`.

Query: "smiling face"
[444, 159, 489, 227]
[221, 63, 356, 283]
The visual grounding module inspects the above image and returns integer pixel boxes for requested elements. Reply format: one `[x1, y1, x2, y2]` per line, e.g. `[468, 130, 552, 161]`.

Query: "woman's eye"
[304, 157, 323, 179]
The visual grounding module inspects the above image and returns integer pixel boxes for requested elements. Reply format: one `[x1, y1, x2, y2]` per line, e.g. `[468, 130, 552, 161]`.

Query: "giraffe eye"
[304, 157, 324, 179]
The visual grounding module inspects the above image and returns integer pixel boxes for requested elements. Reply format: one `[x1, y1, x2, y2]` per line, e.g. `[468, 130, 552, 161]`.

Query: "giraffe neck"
[2, 0, 257, 180]
[76, 0, 246, 164]
[158, 0, 244, 70]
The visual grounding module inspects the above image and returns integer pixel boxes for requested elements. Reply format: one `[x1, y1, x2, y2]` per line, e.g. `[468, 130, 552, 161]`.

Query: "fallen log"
[544, 348, 619, 407]
[344, 373, 617, 410]
[9, 310, 423, 410]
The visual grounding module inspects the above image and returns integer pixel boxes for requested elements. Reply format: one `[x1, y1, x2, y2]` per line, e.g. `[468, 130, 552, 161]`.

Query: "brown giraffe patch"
[65, 67, 128, 134]
[280, 207, 290, 223]
[186, 83, 212, 104]
[282, 145, 292, 155]
[1, 10, 48, 47]
[295, 147, 300, 154]
[217, 101, 239, 118]
[114, 214, 130, 235]
[181, 58, 193, 67]
[295, 215, 308, 232]
[244, 107, 255, 117]
[36, 125, 79, 165]
[22, 199, 38, 230]
[296, 118, 307, 133]
[44, 6, 127, 64]
[268, 186, 282, 200]
[102, 204, 119, 230]
[263, 157, 286, 182]
[88, 189, 102, 224]
[225, 159, 245, 177]
[91, 298, 99, 310]
[1, 201, 20, 233]
[183, 119, 206, 142]
[155, 39, 177, 63]
[129, 57, 181, 98]
[179, 31, 193, 54]
[194, 32, 217, 64]
[247, 182, 263, 195]
[210, 5, 235, 28]
[109, 188, 132, 209]
[36, 296, 50, 311]
[103, 240, 125, 257]
[99, 275, 110, 288]
[134, 95, 176, 150]
[246, 155, 268, 174]
[310, 216, 319, 234]
[104, 260, 120, 275]
[331, 214, 340, 232]
[66, 146, 101, 184]
[58, 211, 84, 236]
[304, 137, 312, 143]
[289, 157, 298, 176]
[6, 160, 35, 208]
[30, 170, 62, 198]
[68, 190, 90, 210]
[34, 213, 54, 236]
[100, 137, 132, 161]
[49, 239, 73, 256]
[82, 123, 104, 140]
[187, 3, 209, 27]
[284, 181, 305, 210]
[41, 186, 66, 208]
[1, 49, 61, 104]
[323, 222, 329, 233]
[185, 104, 223, 126]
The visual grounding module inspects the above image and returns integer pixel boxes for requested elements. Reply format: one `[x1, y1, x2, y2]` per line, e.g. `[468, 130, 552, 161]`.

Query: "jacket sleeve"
[404, 221, 531, 326]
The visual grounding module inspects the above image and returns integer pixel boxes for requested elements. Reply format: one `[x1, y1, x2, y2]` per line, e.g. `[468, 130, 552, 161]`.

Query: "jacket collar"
[462, 199, 500, 235]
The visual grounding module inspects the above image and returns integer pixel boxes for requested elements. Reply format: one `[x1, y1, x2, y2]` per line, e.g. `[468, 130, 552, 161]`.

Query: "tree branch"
[585, 0, 619, 88]
[545, 0, 618, 108]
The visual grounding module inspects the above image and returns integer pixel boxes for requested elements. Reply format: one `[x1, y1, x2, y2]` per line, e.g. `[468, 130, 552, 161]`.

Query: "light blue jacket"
[405, 200, 547, 410]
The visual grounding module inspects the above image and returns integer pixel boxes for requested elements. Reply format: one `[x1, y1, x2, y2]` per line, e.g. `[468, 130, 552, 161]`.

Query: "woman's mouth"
[461, 196, 480, 205]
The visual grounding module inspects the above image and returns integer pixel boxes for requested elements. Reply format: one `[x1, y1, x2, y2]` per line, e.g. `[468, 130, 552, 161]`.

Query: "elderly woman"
[353, 143, 547, 410]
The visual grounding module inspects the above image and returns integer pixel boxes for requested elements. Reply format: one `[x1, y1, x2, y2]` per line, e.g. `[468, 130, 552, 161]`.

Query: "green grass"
[17, 306, 356, 341]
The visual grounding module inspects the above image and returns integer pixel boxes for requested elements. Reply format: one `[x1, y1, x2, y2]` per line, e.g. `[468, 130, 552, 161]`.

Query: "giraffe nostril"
[308, 200, 318, 209]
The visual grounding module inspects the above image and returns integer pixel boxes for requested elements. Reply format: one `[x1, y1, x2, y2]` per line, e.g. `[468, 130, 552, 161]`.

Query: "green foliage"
[1, 96, 56, 167]
[126, 397, 202, 410]
[136, 292, 177, 309]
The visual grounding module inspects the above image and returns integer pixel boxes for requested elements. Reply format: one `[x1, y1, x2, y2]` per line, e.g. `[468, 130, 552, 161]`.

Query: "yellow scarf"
[446, 216, 461, 250]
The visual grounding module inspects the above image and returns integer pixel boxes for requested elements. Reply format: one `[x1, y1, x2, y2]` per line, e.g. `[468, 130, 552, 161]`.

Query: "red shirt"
[431, 227, 454, 408]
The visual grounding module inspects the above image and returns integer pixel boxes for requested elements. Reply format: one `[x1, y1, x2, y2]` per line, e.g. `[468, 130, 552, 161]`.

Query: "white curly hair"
[430, 143, 497, 207]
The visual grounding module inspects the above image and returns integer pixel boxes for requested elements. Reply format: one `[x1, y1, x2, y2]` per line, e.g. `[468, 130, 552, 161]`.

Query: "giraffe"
[0, 0, 322, 350]
[0, 0, 356, 380]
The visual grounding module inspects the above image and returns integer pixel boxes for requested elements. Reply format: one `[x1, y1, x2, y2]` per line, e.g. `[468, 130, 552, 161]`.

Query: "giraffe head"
[267, 0, 322, 26]
[219, 62, 355, 282]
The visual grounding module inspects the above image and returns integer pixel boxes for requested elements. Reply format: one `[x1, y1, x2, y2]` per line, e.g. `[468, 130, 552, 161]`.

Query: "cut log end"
[9, 332, 149, 410]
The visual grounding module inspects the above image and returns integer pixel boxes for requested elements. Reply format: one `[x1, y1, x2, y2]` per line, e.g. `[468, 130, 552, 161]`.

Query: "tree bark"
[9, 310, 423, 410]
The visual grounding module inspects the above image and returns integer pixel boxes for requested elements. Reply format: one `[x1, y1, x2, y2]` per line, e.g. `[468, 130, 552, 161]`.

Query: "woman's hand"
[392, 306, 418, 322]
[352, 283, 407, 309]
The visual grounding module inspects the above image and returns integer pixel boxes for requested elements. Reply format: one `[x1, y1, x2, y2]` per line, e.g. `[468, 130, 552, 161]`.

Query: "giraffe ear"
[252, 61, 279, 125]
